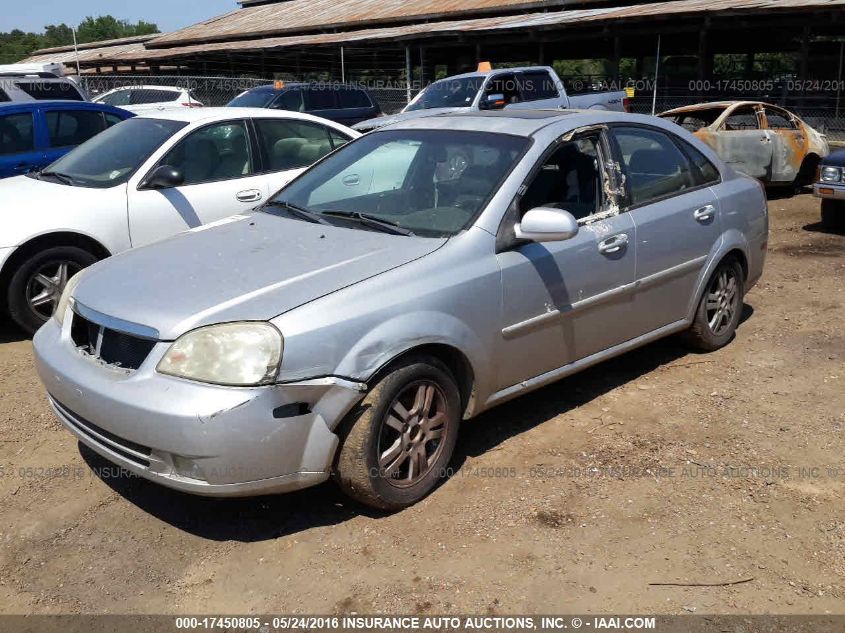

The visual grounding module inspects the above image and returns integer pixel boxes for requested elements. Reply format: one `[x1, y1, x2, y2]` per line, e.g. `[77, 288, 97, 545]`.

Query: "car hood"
[0, 175, 123, 248]
[822, 148, 845, 168]
[73, 212, 447, 341]
[352, 107, 467, 131]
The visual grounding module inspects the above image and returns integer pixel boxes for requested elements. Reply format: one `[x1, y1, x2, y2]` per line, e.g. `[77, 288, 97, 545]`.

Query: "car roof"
[378, 109, 630, 137]
[0, 100, 126, 112]
[427, 66, 555, 82]
[105, 85, 186, 92]
[660, 100, 773, 116]
[134, 106, 357, 128]
[244, 82, 371, 93]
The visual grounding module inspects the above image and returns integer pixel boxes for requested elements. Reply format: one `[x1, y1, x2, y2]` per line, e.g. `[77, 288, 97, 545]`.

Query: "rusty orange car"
[659, 101, 829, 188]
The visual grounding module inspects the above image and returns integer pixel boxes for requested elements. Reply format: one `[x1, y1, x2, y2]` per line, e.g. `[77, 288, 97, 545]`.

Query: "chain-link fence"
[78, 74, 845, 141]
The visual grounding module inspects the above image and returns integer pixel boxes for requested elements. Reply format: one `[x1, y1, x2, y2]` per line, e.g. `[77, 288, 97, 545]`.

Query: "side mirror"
[482, 93, 507, 110]
[515, 207, 579, 243]
[141, 165, 184, 190]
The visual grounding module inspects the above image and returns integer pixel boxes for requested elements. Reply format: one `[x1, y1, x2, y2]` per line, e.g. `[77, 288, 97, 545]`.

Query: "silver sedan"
[33, 110, 768, 510]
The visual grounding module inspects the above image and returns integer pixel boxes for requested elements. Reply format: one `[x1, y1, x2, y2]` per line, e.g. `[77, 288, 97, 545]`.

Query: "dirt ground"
[0, 192, 842, 617]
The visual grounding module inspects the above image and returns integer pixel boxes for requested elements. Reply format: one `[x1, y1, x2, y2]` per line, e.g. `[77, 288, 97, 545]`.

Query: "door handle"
[236, 189, 262, 203]
[598, 233, 629, 255]
[694, 204, 716, 222]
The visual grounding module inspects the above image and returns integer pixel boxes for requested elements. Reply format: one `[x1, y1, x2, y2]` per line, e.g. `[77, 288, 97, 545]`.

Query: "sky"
[0, 0, 237, 34]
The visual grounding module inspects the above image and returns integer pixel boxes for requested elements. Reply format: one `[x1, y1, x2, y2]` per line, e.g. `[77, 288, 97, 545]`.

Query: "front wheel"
[684, 258, 745, 352]
[821, 199, 845, 231]
[7, 246, 97, 335]
[334, 356, 461, 510]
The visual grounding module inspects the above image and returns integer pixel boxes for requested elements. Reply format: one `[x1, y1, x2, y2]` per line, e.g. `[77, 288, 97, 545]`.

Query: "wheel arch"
[0, 231, 111, 301]
[686, 234, 750, 322]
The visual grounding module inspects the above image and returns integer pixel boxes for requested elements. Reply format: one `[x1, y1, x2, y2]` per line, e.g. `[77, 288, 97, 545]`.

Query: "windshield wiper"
[39, 170, 78, 186]
[321, 210, 414, 236]
[266, 200, 330, 225]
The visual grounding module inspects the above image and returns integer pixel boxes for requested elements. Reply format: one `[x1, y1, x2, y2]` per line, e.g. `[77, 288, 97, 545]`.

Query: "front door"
[495, 128, 638, 391]
[0, 109, 43, 178]
[127, 119, 267, 247]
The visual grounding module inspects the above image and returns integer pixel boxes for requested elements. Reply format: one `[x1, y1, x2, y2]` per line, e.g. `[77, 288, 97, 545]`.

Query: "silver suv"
[34, 110, 768, 510]
[0, 74, 87, 103]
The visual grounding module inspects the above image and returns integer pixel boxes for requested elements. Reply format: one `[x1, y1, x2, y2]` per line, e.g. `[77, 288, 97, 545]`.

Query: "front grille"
[70, 312, 156, 370]
[52, 398, 152, 468]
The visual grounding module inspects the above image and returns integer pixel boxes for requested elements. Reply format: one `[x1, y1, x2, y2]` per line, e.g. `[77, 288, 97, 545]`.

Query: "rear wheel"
[684, 258, 744, 352]
[7, 246, 97, 335]
[821, 199, 845, 231]
[334, 356, 461, 510]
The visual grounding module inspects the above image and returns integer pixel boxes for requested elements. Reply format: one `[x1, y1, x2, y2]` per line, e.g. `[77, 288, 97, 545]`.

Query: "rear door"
[127, 118, 267, 247]
[609, 124, 723, 334]
[303, 86, 340, 122]
[509, 69, 563, 110]
[710, 104, 772, 180]
[335, 88, 378, 125]
[762, 105, 805, 184]
[0, 107, 43, 177]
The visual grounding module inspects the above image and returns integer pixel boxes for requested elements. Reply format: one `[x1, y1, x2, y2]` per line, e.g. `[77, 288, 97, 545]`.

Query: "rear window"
[97, 89, 131, 106]
[337, 88, 372, 109]
[14, 80, 84, 101]
[131, 89, 180, 105]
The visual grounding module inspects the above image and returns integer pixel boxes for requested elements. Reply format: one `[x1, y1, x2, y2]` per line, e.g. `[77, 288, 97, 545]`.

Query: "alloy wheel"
[377, 380, 449, 487]
[705, 267, 739, 336]
[25, 260, 80, 320]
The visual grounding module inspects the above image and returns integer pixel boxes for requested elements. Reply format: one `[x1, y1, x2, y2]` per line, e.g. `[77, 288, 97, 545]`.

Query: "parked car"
[0, 107, 358, 333]
[0, 72, 88, 103]
[353, 65, 630, 132]
[228, 82, 381, 127]
[0, 101, 133, 179]
[33, 110, 768, 510]
[813, 148, 845, 229]
[659, 101, 828, 187]
[92, 85, 203, 113]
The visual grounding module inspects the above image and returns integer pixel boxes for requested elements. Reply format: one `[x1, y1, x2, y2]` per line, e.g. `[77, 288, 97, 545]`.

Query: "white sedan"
[92, 85, 203, 113]
[0, 107, 359, 333]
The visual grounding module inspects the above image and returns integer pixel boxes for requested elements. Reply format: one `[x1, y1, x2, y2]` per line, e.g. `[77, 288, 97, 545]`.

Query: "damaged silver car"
[34, 110, 768, 510]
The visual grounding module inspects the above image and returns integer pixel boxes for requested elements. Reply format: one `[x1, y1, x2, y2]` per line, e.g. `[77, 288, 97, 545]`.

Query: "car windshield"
[228, 89, 276, 108]
[37, 117, 186, 188]
[265, 129, 528, 237]
[404, 77, 485, 111]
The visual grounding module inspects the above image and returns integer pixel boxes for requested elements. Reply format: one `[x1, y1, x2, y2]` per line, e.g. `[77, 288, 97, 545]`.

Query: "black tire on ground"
[684, 257, 745, 353]
[820, 199, 845, 231]
[7, 246, 98, 335]
[793, 155, 820, 192]
[334, 355, 461, 511]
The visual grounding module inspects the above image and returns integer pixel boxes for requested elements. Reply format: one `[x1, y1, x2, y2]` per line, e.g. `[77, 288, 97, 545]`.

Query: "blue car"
[0, 101, 134, 179]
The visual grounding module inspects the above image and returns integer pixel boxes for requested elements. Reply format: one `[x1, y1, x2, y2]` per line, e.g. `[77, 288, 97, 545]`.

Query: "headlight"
[821, 166, 842, 183]
[54, 272, 84, 327]
[157, 322, 283, 386]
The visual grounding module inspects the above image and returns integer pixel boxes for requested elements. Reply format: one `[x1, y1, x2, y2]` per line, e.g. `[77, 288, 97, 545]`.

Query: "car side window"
[611, 126, 696, 206]
[675, 137, 720, 186]
[104, 113, 125, 128]
[764, 107, 797, 130]
[337, 88, 372, 108]
[45, 110, 107, 148]
[131, 89, 179, 105]
[14, 81, 84, 101]
[303, 88, 337, 111]
[0, 113, 35, 155]
[273, 89, 304, 112]
[484, 73, 520, 106]
[329, 129, 352, 150]
[519, 135, 604, 221]
[254, 119, 338, 171]
[516, 71, 558, 102]
[723, 106, 761, 130]
[100, 89, 131, 106]
[161, 120, 253, 185]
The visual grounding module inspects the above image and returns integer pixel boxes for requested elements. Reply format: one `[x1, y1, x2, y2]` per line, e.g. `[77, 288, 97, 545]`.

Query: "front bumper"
[33, 318, 365, 497]
[813, 182, 845, 201]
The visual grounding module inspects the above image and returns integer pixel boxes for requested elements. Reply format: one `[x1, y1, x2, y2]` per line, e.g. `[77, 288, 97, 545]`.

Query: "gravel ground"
[0, 192, 842, 616]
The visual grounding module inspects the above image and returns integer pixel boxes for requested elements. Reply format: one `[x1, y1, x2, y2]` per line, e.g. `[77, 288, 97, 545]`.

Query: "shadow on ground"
[0, 320, 26, 344]
[81, 304, 754, 542]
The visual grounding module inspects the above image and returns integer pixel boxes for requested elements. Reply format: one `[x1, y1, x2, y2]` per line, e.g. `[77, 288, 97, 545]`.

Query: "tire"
[334, 356, 461, 511]
[684, 257, 745, 352]
[821, 199, 845, 231]
[793, 155, 820, 192]
[7, 246, 97, 335]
